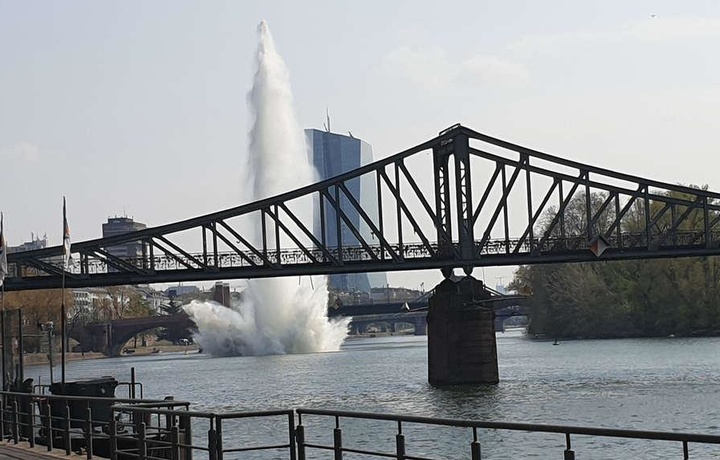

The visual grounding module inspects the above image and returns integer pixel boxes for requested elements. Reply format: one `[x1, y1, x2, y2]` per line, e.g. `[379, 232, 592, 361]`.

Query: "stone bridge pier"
[427, 276, 498, 385]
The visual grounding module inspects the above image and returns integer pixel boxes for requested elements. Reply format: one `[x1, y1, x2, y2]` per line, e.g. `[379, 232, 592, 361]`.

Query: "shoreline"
[22, 344, 201, 366]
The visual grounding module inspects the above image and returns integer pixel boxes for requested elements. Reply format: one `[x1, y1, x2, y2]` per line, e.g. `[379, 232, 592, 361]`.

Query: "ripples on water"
[26, 332, 720, 458]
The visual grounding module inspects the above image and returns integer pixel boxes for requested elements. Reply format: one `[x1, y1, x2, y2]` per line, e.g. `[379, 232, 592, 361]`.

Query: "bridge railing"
[12, 230, 720, 279]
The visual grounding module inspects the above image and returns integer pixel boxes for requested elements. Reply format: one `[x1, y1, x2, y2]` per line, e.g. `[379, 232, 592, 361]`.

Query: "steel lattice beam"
[6, 124, 720, 291]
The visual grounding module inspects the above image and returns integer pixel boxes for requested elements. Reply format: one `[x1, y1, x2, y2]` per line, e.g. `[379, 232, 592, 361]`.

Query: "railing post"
[288, 412, 297, 460]
[395, 421, 405, 460]
[208, 419, 217, 460]
[64, 403, 71, 455]
[170, 423, 180, 460]
[28, 403, 34, 448]
[564, 433, 575, 460]
[295, 423, 306, 460]
[179, 414, 192, 460]
[216, 417, 224, 460]
[471, 428, 481, 460]
[0, 397, 5, 442]
[109, 414, 117, 460]
[12, 400, 19, 444]
[138, 421, 147, 460]
[45, 403, 53, 451]
[683, 441, 689, 460]
[333, 426, 343, 460]
[85, 406, 94, 459]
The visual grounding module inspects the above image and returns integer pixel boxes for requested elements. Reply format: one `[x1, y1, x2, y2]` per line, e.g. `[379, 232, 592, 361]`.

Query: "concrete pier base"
[427, 276, 499, 385]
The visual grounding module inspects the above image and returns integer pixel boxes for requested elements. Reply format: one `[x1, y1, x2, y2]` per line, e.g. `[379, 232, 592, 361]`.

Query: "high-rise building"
[305, 129, 388, 293]
[102, 217, 147, 263]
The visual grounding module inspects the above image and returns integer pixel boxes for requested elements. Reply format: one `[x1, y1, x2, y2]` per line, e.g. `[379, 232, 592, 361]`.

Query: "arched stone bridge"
[69, 313, 196, 357]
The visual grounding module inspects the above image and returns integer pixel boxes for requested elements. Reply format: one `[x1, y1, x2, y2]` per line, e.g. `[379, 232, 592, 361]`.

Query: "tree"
[512, 186, 720, 339]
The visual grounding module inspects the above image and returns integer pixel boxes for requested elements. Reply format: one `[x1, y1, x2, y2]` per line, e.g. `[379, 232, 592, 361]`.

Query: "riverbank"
[21, 343, 201, 366]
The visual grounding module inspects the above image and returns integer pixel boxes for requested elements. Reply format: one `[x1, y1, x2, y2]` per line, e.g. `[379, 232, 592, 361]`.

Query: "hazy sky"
[2, 1, 720, 290]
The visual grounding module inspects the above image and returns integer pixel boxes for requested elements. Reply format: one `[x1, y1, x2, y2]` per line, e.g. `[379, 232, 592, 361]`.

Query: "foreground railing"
[296, 408, 720, 459]
[3, 396, 720, 459]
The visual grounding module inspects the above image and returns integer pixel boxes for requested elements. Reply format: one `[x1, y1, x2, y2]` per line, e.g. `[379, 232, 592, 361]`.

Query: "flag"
[63, 197, 71, 269]
[0, 212, 7, 287]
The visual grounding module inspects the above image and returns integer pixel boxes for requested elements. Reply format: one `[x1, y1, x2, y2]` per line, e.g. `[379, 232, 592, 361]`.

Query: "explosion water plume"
[184, 21, 349, 356]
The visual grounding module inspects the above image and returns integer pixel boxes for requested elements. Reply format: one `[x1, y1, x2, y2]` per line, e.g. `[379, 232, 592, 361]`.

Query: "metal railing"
[109, 404, 296, 460]
[3, 398, 720, 459]
[0, 390, 190, 459]
[295, 408, 720, 460]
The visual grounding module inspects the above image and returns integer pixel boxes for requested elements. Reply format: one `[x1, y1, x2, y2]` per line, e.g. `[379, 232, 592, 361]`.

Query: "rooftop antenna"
[325, 107, 331, 133]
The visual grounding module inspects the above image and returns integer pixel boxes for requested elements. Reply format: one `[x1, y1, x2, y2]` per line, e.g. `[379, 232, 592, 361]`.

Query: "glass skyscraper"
[305, 129, 388, 293]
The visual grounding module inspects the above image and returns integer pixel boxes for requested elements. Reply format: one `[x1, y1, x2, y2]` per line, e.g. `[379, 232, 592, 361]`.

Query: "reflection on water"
[26, 331, 720, 458]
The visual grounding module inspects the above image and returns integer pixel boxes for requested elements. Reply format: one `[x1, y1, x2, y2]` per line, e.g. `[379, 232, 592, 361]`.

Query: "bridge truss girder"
[6, 124, 720, 291]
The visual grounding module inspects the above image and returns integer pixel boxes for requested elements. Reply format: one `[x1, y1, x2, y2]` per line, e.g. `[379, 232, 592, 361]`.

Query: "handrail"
[3, 398, 719, 459]
[297, 408, 720, 444]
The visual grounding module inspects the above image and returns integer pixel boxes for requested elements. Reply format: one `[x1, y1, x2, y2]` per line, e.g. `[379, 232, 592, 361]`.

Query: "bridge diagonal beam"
[264, 205, 324, 265]
[476, 155, 528, 254]
[587, 191, 617, 237]
[207, 222, 261, 268]
[651, 196, 705, 249]
[603, 185, 645, 244]
[538, 173, 585, 252]
[337, 181, 400, 263]
[278, 202, 340, 265]
[215, 220, 279, 269]
[514, 178, 559, 254]
[378, 168, 436, 258]
[472, 163, 502, 226]
[85, 247, 148, 275]
[397, 161, 439, 225]
[152, 236, 205, 270]
[19, 258, 67, 278]
[689, 211, 720, 246]
[320, 186, 380, 262]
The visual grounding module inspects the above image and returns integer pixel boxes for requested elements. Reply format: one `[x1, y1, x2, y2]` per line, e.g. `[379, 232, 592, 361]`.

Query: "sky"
[1, 0, 720, 291]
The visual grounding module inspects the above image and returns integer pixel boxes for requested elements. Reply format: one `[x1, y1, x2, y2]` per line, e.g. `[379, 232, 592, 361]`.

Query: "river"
[25, 330, 720, 458]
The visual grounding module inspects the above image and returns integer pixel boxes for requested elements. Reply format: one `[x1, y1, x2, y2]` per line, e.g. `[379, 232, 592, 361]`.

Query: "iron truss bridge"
[6, 124, 720, 291]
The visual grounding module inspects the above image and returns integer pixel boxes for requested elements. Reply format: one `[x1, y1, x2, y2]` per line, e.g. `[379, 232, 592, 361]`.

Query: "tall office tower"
[305, 129, 388, 293]
[102, 217, 147, 264]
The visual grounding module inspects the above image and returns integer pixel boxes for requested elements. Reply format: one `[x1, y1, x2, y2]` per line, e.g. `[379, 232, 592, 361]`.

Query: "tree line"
[509, 187, 720, 339]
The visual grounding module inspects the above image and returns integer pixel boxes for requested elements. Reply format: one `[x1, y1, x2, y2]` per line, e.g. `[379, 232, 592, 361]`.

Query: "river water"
[25, 331, 720, 458]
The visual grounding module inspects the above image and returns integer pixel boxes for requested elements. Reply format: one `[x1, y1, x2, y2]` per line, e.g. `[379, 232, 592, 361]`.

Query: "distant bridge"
[6, 124, 720, 290]
[330, 289, 529, 335]
[70, 313, 195, 357]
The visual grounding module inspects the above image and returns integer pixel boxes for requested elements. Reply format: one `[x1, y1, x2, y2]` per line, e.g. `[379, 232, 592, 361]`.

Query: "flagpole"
[61, 198, 68, 386]
[61, 264, 66, 385]
[1, 283, 5, 391]
[0, 212, 7, 391]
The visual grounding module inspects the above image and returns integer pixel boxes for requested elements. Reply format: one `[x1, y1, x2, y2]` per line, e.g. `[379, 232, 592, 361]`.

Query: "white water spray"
[184, 21, 349, 356]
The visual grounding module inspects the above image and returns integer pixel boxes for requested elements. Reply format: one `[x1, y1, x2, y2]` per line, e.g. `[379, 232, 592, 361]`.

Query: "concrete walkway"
[0, 442, 80, 460]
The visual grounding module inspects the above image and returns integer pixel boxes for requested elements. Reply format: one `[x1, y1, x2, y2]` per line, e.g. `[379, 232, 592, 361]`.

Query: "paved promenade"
[0, 442, 80, 460]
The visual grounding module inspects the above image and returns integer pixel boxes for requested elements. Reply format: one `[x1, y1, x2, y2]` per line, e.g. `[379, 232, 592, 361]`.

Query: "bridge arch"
[70, 314, 196, 357]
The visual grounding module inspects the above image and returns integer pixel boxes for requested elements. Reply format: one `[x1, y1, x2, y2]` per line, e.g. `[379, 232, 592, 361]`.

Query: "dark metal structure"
[5, 124, 720, 291]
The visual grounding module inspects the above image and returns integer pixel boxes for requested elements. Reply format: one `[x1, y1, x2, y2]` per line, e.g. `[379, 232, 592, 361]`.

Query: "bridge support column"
[427, 276, 498, 385]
